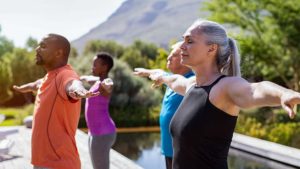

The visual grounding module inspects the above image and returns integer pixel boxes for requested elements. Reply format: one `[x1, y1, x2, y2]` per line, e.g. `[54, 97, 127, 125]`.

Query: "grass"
[0, 104, 34, 126]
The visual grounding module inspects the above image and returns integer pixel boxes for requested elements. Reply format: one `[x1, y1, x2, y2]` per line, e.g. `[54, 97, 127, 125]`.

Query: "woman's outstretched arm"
[225, 77, 300, 118]
[134, 68, 195, 95]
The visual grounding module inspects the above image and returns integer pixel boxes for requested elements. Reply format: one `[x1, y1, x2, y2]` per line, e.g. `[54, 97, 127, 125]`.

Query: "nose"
[35, 46, 40, 52]
[180, 42, 186, 50]
[167, 55, 172, 61]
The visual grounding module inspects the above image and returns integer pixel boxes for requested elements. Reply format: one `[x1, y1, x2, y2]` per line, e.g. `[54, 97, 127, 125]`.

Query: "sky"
[0, 0, 125, 47]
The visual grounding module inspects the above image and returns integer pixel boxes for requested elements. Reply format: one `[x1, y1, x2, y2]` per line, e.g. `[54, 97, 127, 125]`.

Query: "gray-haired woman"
[134, 19, 300, 169]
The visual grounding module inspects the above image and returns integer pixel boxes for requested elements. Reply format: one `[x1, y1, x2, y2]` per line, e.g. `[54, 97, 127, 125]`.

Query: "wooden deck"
[0, 126, 143, 169]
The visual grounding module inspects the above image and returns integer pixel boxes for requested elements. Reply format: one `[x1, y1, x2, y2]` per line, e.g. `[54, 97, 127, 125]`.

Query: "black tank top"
[170, 75, 237, 169]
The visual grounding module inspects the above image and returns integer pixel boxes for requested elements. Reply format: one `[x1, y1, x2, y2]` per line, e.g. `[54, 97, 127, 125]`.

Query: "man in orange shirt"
[13, 34, 98, 169]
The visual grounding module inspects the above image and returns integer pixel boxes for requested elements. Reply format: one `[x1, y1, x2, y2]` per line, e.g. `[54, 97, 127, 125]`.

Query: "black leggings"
[165, 156, 173, 169]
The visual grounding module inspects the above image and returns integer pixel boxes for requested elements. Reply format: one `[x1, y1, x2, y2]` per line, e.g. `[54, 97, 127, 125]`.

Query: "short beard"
[36, 60, 44, 65]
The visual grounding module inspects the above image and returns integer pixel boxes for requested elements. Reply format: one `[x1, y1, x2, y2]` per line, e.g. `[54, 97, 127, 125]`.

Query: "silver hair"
[191, 19, 241, 76]
[171, 41, 183, 50]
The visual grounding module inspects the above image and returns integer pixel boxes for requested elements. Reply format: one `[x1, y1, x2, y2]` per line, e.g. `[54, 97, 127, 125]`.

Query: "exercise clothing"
[170, 75, 237, 169]
[160, 71, 194, 157]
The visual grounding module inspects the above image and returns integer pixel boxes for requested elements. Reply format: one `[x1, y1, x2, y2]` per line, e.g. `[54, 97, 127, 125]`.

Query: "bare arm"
[80, 75, 100, 85]
[227, 77, 300, 118]
[134, 68, 195, 95]
[13, 79, 43, 93]
[151, 74, 195, 95]
[66, 80, 100, 100]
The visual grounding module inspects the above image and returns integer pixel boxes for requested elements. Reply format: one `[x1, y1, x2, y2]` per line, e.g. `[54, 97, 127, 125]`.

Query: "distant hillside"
[72, 0, 207, 53]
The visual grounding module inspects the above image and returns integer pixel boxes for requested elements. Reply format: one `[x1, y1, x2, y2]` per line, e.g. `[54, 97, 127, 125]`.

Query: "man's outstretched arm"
[13, 79, 43, 93]
[66, 80, 100, 100]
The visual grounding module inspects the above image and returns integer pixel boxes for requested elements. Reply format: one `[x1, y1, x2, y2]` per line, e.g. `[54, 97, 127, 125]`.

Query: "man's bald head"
[35, 34, 71, 71]
[46, 33, 70, 59]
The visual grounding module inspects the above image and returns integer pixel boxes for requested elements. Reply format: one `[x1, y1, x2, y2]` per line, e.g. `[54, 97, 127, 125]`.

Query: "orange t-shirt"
[31, 64, 81, 169]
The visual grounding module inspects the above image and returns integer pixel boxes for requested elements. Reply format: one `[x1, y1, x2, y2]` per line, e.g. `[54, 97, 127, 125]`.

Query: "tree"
[83, 40, 124, 58]
[131, 40, 158, 60]
[149, 48, 169, 71]
[0, 55, 13, 103]
[2, 48, 45, 106]
[25, 37, 38, 51]
[0, 28, 14, 57]
[109, 60, 162, 126]
[205, 0, 300, 91]
[70, 47, 78, 58]
[120, 48, 149, 69]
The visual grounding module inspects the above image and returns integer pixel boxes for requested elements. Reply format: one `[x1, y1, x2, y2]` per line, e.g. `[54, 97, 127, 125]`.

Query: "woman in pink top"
[81, 52, 116, 169]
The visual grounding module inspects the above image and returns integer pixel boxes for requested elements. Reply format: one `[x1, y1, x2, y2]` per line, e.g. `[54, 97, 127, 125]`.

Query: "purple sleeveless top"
[85, 82, 116, 136]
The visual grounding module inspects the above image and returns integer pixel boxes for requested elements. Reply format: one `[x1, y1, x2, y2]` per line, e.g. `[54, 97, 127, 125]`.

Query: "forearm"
[66, 79, 99, 99]
[251, 81, 291, 107]
[13, 79, 42, 93]
[160, 74, 190, 95]
[80, 75, 99, 84]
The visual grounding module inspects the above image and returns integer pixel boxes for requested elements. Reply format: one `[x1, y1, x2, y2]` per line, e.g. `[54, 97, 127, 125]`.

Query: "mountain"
[72, 0, 207, 53]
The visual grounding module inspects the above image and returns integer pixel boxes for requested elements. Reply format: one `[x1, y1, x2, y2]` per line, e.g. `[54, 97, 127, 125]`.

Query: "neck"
[45, 62, 67, 72]
[193, 63, 220, 86]
[172, 68, 191, 76]
[99, 73, 108, 81]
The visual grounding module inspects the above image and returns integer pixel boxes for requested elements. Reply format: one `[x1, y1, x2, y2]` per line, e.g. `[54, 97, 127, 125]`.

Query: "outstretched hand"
[280, 91, 300, 119]
[68, 89, 100, 100]
[133, 68, 166, 88]
[67, 80, 100, 100]
[13, 85, 33, 93]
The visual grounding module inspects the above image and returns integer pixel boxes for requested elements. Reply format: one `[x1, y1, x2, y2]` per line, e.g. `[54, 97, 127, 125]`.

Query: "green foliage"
[25, 37, 38, 50]
[109, 60, 162, 127]
[119, 40, 160, 69]
[9, 48, 45, 85]
[0, 55, 13, 103]
[70, 47, 78, 58]
[0, 48, 45, 106]
[69, 53, 93, 76]
[204, 0, 300, 90]
[235, 116, 267, 139]
[0, 32, 14, 58]
[236, 110, 300, 148]
[120, 48, 148, 69]
[205, 1, 300, 147]
[83, 40, 124, 58]
[82, 39, 161, 70]
[148, 48, 169, 71]
[0, 104, 34, 126]
[267, 123, 300, 146]
[131, 40, 158, 60]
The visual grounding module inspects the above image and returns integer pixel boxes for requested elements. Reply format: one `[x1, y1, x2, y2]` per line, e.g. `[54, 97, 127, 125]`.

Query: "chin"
[36, 61, 42, 65]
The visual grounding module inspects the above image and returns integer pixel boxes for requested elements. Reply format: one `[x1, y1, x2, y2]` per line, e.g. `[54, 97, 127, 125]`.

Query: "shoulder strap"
[203, 75, 226, 94]
[210, 75, 226, 87]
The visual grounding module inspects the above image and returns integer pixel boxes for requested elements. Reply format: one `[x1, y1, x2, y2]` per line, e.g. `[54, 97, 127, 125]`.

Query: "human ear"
[208, 44, 218, 52]
[55, 49, 64, 58]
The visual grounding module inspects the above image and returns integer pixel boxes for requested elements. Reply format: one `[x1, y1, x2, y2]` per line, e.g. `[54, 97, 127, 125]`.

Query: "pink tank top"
[85, 82, 116, 136]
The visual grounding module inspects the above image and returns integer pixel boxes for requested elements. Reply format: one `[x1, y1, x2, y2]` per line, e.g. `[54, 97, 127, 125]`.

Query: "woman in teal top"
[135, 42, 194, 169]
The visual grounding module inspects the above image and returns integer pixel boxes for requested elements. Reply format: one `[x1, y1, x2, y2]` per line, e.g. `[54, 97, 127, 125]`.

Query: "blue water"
[112, 132, 297, 169]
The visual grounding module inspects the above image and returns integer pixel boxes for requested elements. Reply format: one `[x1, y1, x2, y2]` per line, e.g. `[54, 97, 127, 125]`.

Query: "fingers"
[12, 85, 20, 91]
[103, 78, 114, 86]
[133, 68, 150, 77]
[69, 90, 99, 100]
[281, 102, 296, 119]
[68, 91, 78, 99]
[151, 83, 161, 89]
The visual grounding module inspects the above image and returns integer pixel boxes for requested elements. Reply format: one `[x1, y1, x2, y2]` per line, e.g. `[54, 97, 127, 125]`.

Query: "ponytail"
[227, 38, 241, 77]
